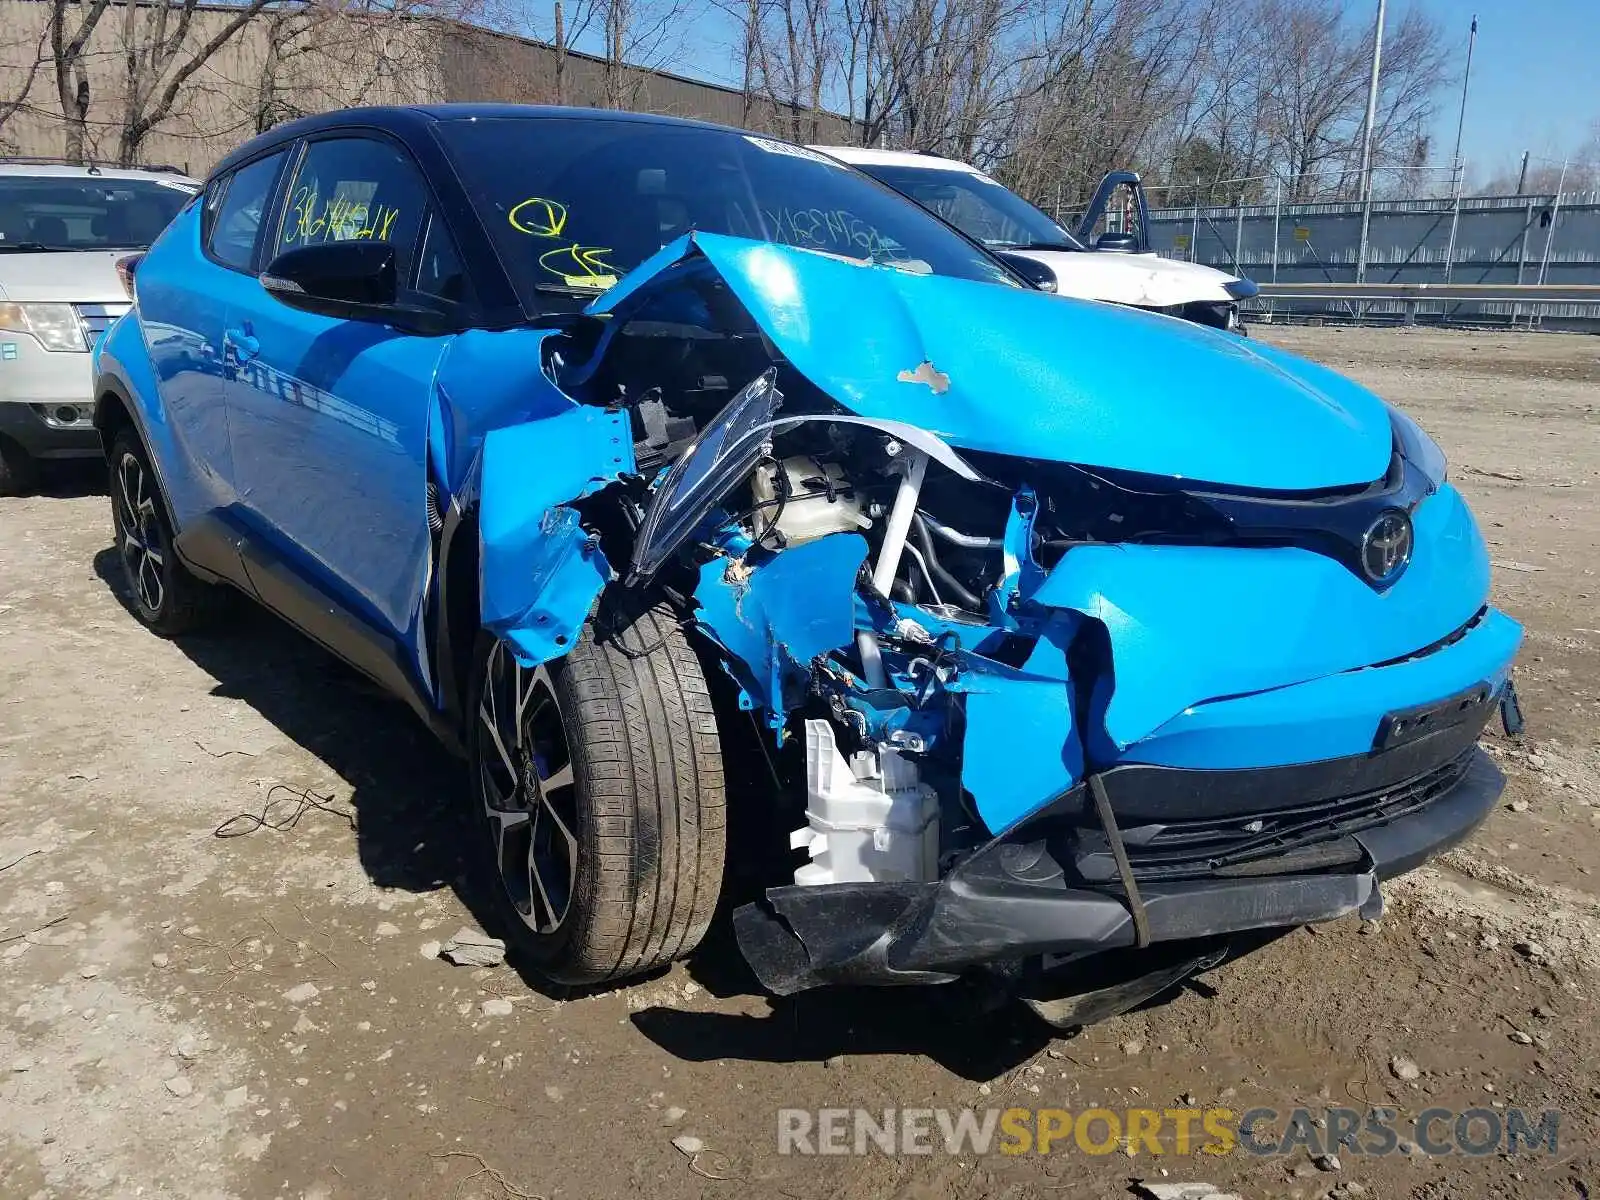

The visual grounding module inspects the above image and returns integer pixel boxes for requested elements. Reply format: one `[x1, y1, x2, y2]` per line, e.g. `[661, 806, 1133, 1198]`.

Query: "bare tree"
[1252, 0, 1448, 199]
[2, 0, 1459, 200]
[542, 0, 604, 104]
[738, 0, 836, 140]
[0, 20, 51, 147]
[113, 0, 279, 165]
[1002, 0, 1210, 209]
[1482, 120, 1600, 197]
[48, 0, 113, 161]
[599, 0, 690, 109]
[249, 0, 477, 134]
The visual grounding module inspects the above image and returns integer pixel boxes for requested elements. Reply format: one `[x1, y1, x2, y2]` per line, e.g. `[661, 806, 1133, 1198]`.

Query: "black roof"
[209, 103, 745, 180]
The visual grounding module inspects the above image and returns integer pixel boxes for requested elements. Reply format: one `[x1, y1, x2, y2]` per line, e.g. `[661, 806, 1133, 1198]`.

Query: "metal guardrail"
[1249, 282, 1600, 325]
[1256, 283, 1600, 302]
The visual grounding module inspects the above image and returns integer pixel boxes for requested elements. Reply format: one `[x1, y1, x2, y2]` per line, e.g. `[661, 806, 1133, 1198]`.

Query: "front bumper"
[0, 334, 100, 458]
[735, 735, 1505, 995]
[0, 398, 100, 458]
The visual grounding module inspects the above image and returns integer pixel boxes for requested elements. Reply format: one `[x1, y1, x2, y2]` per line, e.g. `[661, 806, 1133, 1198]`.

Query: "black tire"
[468, 604, 726, 985]
[108, 428, 230, 636]
[0, 437, 38, 497]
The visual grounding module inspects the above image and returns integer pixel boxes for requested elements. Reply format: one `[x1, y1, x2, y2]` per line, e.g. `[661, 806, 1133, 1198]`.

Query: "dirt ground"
[2, 325, 1597, 1200]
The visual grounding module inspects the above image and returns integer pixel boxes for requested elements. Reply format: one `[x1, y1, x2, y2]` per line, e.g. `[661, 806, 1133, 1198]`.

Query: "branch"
[0, 26, 50, 131]
[131, 0, 277, 142]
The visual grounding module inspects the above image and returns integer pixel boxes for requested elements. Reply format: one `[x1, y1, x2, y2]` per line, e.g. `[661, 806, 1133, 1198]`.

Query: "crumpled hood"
[0, 250, 130, 303]
[596, 233, 1393, 491]
[1010, 246, 1239, 307]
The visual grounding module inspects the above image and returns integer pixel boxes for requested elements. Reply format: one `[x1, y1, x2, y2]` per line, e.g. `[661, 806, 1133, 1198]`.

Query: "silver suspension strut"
[856, 446, 927, 688]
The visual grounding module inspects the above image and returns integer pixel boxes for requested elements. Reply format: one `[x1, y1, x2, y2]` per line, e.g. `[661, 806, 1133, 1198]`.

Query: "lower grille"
[1075, 750, 1474, 883]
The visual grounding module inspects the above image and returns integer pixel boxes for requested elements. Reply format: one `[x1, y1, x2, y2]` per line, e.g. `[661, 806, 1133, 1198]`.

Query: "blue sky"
[1416, 0, 1600, 180]
[603, 0, 1596, 180]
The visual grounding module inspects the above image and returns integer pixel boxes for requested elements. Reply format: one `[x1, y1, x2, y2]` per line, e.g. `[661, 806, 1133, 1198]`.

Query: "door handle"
[222, 328, 259, 364]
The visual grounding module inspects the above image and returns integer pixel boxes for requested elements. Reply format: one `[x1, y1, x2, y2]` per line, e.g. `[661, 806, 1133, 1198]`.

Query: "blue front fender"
[477, 405, 634, 666]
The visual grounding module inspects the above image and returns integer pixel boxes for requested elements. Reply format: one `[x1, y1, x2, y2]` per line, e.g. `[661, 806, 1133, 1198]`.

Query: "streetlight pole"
[1443, 15, 1477, 282]
[1449, 16, 1478, 190]
[1354, 0, 1388, 285]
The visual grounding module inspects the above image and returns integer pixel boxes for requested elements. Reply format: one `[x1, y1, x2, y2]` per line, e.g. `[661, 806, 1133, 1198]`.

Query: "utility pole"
[1354, 0, 1388, 284]
[1190, 178, 1200, 263]
[1442, 15, 1477, 282]
[1515, 150, 1529, 195]
[1449, 16, 1477, 194]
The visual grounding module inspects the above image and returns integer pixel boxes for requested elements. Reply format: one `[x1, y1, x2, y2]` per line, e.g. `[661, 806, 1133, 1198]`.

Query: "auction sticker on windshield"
[744, 136, 842, 167]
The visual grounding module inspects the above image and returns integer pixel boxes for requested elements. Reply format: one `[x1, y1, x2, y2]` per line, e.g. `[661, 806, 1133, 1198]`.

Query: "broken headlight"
[628, 368, 783, 583]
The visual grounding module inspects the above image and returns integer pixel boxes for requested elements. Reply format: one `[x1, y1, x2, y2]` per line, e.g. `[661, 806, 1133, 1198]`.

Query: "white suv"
[816, 147, 1255, 330]
[0, 160, 199, 494]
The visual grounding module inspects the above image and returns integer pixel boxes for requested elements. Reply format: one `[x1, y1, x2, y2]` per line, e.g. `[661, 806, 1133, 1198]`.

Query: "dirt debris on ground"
[1, 325, 1598, 1198]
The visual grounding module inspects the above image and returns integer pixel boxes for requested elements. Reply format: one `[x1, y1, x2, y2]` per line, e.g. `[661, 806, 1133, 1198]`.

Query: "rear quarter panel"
[96, 203, 233, 529]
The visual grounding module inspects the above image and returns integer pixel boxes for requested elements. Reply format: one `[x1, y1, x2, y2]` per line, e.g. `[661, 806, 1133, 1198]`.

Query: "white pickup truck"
[816, 146, 1256, 331]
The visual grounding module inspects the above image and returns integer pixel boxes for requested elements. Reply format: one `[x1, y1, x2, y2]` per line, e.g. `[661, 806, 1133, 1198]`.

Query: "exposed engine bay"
[548, 289, 1020, 886]
[466, 231, 1518, 997]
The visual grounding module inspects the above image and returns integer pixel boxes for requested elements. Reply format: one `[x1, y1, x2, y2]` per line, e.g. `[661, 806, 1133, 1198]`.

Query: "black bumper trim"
[1094, 696, 1496, 823]
[0, 401, 101, 459]
[735, 746, 1504, 994]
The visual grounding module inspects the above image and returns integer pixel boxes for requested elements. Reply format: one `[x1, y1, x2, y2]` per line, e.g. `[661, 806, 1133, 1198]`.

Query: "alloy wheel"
[116, 451, 166, 615]
[477, 641, 579, 935]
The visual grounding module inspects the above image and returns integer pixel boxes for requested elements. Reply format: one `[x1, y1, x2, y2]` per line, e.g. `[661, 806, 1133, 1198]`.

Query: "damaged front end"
[476, 231, 1522, 1014]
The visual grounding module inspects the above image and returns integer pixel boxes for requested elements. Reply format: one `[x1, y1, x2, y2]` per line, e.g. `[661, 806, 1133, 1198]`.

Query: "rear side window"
[276, 137, 428, 283]
[204, 152, 287, 271]
[0, 176, 193, 251]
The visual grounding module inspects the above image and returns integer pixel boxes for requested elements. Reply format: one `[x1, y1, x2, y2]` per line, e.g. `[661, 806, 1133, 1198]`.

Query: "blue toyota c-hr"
[93, 104, 1522, 1021]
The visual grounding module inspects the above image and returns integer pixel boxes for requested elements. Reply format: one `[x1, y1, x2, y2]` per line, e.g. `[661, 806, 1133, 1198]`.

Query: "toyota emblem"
[1361, 509, 1413, 584]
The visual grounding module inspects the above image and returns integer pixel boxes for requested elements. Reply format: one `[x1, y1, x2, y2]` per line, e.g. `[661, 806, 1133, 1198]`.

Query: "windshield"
[854, 163, 1084, 252]
[437, 118, 1016, 303]
[0, 175, 195, 251]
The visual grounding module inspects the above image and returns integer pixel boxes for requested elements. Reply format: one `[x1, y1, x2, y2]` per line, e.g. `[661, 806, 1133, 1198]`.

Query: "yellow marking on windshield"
[507, 196, 617, 289]
[538, 244, 617, 290]
[509, 197, 569, 238]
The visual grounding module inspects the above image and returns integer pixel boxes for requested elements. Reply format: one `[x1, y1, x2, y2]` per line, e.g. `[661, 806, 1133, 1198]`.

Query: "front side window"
[856, 163, 1084, 253]
[204, 152, 287, 271]
[0, 175, 196, 253]
[437, 118, 1016, 306]
[277, 137, 427, 280]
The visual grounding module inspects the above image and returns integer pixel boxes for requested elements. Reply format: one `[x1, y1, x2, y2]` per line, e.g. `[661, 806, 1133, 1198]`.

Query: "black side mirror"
[995, 251, 1057, 293]
[261, 242, 451, 335]
[1094, 230, 1140, 253]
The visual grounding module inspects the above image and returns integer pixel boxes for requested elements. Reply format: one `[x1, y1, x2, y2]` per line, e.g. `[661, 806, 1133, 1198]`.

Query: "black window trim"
[199, 146, 294, 276]
[413, 208, 471, 306]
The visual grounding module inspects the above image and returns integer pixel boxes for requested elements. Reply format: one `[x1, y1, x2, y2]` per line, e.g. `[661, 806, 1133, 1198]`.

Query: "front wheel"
[467, 605, 726, 985]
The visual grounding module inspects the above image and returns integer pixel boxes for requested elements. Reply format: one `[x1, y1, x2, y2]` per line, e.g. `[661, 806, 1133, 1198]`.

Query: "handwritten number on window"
[286, 185, 402, 246]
